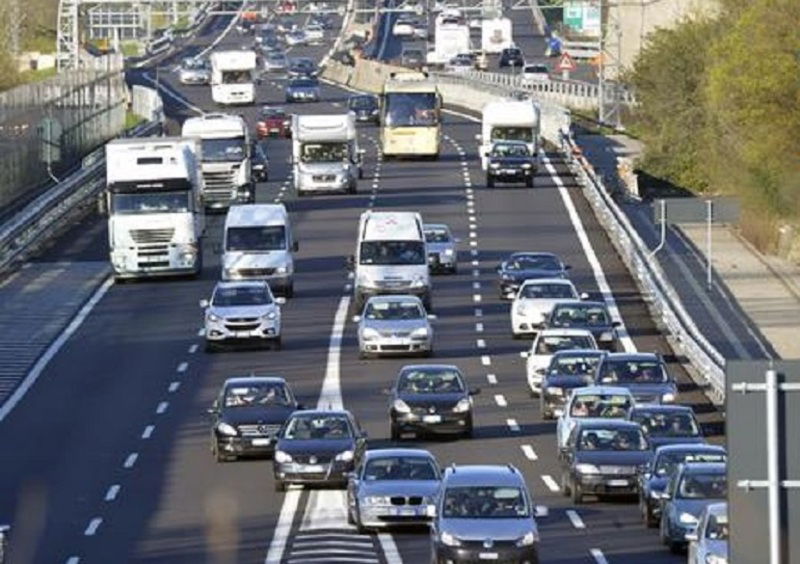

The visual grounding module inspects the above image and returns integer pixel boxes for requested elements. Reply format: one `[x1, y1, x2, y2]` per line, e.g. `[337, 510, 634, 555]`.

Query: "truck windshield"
[360, 241, 426, 265]
[221, 70, 252, 84]
[384, 92, 438, 127]
[110, 191, 191, 214]
[490, 126, 533, 142]
[301, 142, 349, 163]
[226, 226, 286, 251]
[201, 138, 246, 162]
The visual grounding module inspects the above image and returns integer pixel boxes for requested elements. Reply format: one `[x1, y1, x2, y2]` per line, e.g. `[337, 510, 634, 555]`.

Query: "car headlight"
[650, 488, 664, 499]
[274, 450, 293, 463]
[364, 495, 390, 505]
[515, 530, 538, 546]
[217, 422, 237, 436]
[521, 163, 532, 169]
[546, 387, 563, 396]
[662, 392, 676, 403]
[575, 463, 599, 475]
[453, 398, 471, 413]
[705, 555, 727, 564]
[393, 398, 411, 413]
[489, 162, 500, 169]
[443, 248, 454, 256]
[263, 311, 278, 320]
[599, 331, 614, 342]
[410, 276, 425, 288]
[335, 449, 354, 462]
[679, 512, 699, 525]
[276, 266, 288, 274]
[224, 267, 236, 278]
[440, 531, 461, 547]
[410, 327, 429, 340]
[361, 327, 380, 341]
[501, 273, 514, 281]
[207, 312, 221, 323]
[515, 305, 528, 316]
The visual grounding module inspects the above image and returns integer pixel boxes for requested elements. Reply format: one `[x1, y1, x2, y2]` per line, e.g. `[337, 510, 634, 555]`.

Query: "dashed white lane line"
[476, 339, 486, 349]
[481, 355, 491, 366]
[177, 362, 188, 373]
[469, 241, 478, 248]
[84, 517, 102, 536]
[494, 394, 507, 407]
[469, 215, 477, 222]
[66, 556, 80, 564]
[105, 484, 120, 502]
[472, 269, 480, 277]
[141, 425, 155, 439]
[197, 327, 205, 337]
[487, 373, 498, 385]
[123, 453, 138, 468]
[521, 444, 538, 460]
[471, 260, 479, 266]
[188, 344, 198, 354]
[566, 510, 586, 529]
[541, 475, 560, 492]
[506, 418, 520, 432]
[475, 322, 484, 332]
[378, 533, 402, 564]
[590, 548, 610, 564]
[472, 281, 481, 289]
[470, 249, 479, 257]
[168, 381, 180, 393]
[473, 294, 482, 303]
[156, 401, 168, 414]
[474, 308, 483, 317]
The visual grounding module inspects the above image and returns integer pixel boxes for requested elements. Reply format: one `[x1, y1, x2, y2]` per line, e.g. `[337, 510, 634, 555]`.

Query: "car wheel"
[486, 175, 494, 188]
[354, 508, 367, 534]
[571, 479, 583, 504]
[541, 409, 553, 420]
[275, 480, 286, 493]
[347, 500, 357, 525]
[204, 341, 217, 353]
[659, 516, 669, 546]
[448, 265, 457, 275]
[560, 471, 571, 496]
[214, 442, 232, 463]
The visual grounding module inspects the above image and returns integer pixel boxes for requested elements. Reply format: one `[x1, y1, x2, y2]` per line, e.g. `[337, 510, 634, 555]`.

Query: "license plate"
[423, 415, 442, 424]
[301, 464, 324, 473]
[235, 331, 252, 338]
[251, 438, 271, 446]
[607, 479, 629, 487]
[394, 507, 417, 516]
[479, 553, 499, 560]
[502, 169, 518, 174]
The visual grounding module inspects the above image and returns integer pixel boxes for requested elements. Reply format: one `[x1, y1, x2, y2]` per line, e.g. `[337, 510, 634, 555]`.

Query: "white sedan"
[523, 328, 597, 395]
[393, 21, 415, 37]
[305, 24, 324, 43]
[555, 385, 635, 449]
[511, 278, 586, 337]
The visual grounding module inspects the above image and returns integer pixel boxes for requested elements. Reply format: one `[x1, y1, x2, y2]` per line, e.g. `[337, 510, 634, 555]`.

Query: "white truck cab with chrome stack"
[182, 113, 254, 210]
[210, 50, 257, 105]
[292, 113, 363, 196]
[105, 138, 204, 280]
[477, 99, 541, 170]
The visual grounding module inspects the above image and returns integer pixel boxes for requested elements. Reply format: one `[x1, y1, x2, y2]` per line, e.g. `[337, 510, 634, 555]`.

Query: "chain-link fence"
[0, 54, 128, 213]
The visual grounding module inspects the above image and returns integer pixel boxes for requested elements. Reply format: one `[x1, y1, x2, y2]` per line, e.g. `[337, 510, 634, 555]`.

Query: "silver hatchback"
[424, 223, 459, 274]
[354, 295, 435, 358]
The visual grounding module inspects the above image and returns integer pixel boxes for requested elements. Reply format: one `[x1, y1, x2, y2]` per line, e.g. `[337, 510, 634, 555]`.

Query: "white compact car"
[511, 278, 585, 337]
[521, 63, 550, 84]
[393, 20, 415, 37]
[523, 328, 597, 395]
[555, 385, 634, 449]
[305, 24, 324, 43]
[202, 281, 285, 351]
[354, 295, 435, 358]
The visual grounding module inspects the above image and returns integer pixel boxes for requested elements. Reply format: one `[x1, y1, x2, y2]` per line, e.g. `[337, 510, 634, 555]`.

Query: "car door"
[347, 457, 364, 514]
[557, 394, 576, 447]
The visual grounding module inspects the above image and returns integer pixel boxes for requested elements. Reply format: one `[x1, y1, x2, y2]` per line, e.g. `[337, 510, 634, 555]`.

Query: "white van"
[351, 211, 431, 310]
[221, 204, 298, 297]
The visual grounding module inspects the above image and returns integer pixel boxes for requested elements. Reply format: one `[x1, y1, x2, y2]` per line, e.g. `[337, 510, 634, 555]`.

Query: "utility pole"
[1, 0, 23, 58]
[598, 0, 622, 128]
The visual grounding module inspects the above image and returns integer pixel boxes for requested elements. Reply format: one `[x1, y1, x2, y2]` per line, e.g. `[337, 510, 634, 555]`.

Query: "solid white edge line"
[566, 509, 586, 529]
[377, 533, 402, 564]
[590, 548, 610, 564]
[264, 488, 303, 564]
[0, 276, 113, 423]
[541, 475, 560, 493]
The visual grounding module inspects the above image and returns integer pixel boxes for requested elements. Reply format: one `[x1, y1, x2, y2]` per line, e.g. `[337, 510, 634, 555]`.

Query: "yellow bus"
[380, 72, 442, 159]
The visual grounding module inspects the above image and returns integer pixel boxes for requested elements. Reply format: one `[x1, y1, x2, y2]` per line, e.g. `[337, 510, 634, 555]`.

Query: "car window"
[365, 300, 424, 320]
[535, 335, 594, 355]
[548, 354, 602, 377]
[363, 456, 439, 480]
[569, 394, 631, 418]
[424, 228, 451, 243]
[490, 127, 533, 143]
[598, 360, 668, 384]
[507, 255, 560, 272]
[654, 452, 726, 477]
[677, 473, 727, 499]
[491, 143, 530, 157]
[224, 383, 292, 407]
[283, 415, 353, 440]
[577, 427, 648, 451]
[442, 486, 529, 518]
[519, 283, 575, 299]
[212, 285, 272, 307]
[551, 305, 610, 327]
[632, 411, 700, 437]
[705, 513, 729, 540]
[398, 368, 465, 394]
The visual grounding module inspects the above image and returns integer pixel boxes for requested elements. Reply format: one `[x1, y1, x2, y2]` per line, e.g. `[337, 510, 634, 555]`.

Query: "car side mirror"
[360, 430, 369, 439]
[520, 351, 530, 358]
[275, 297, 287, 305]
[352, 315, 362, 323]
[470, 387, 481, 396]
[292, 241, 299, 252]
[505, 292, 516, 299]
[427, 314, 437, 320]
[579, 292, 589, 300]
[207, 407, 217, 415]
[199, 299, 210, 308]
[685, 531, 698, 543]
[612, 321, 621, 328]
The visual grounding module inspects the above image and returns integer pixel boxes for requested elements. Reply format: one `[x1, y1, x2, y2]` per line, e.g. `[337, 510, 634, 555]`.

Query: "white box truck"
[478, 99, 541, 170]
[182, 113, 254, 210]
[210, 50, 257, 105]
[481, 17, 513, 54]
[292, 113, 363, 196]
[105, 138, 205, 280]
[351, 210, 432, 311]
[427, 22, 470, 66]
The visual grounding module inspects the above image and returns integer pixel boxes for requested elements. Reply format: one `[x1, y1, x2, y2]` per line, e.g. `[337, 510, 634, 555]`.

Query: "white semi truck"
[478, 99, 541, 171]
[481, 17, 513, 54]
[292, 113, 363, 196]
[182, 113, 254, 210]
[210, 50, 257, 105]
[105, 138, 205, 280]
[427, 19, 470, 66]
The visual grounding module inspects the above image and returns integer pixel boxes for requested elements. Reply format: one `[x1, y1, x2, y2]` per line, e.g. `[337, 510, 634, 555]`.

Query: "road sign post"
[556, 52, 576, 81]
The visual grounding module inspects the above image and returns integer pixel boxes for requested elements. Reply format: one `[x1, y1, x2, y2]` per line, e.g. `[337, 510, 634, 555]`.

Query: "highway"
[0, 5, 722, 564]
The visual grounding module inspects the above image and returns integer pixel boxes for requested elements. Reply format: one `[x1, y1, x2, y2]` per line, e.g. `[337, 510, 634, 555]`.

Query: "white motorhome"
[210, 50, 257, 105]
[481, 17, 513, 54]
[182, 113, 254, 210]
[427, 20, 470, 66]
[105, 138, 204, 280]
[292, 113, 363, 196]
[221, 204, 297, 297]
[351, 211, 431, 311]
[478, 99, 541, 170]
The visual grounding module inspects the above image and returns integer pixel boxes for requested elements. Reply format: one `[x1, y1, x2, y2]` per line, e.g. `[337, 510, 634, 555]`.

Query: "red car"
[256, 106, 291, 138]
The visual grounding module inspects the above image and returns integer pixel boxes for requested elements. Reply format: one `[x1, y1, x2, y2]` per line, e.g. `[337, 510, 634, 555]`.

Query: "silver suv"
[201, 281, 284, 351]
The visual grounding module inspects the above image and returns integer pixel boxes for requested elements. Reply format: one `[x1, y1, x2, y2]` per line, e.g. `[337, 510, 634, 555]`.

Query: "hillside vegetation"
[627, 0, 800, 251]
[0, 0, 59, 90]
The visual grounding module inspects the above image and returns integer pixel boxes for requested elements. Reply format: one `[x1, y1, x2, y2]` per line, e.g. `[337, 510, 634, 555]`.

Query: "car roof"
[366, 294, 423, 304]
[520, 278, 573, 287]
[573, 385, 633, 396]
[537, 328, 594, 337]
[631, 404, 694, 414]
[224, 375, 288, 387]
[679, 462, 726, 474]
[290, 409, 351, 417]
[442, 465, 525, 487]
[364, 448, 436, 460]
[576, 419, 642, 431]
[552, 348, 605, 358]
[400, 364, 461, 373]
[509, 251, 559, 259]
[603, 352, 661, 362]
[705, 502, 727, 517]
[654, 443, 725, 456]
[214, 280, 270, 291]
[552, 300, 607, 309]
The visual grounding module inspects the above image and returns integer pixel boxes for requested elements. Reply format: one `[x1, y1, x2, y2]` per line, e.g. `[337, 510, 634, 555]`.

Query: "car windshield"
[283, 415, 353, 440]
[599, 360, 668, 384]
[301, 142, 349, 163]
[384, 92, 438, 127]
[365, 300, 424, 320]
[678, 473, 727, 499]
[212, 285, 272, 307]
[349, 96, 377, 110]
[268, 54, 286, 62]
[577, 427, 648, 451]
[535, 335, 594, 355]
[221, 70, 252, 84]
[110, 191, 191, 215]
[363, 456, 439, 481]
[548, 354, 602, 377]
[183, 59, 207, 70]
[506, 254, 560, 272]
[525, 65, 547, 74]
[491, 126, 533, 142]
[655, 452, 726, 477]
[443, 486, 529, 518]
[201, 138, 246, 162]
[360, 241, 426, 265]
[223, 382, 291, 407]
[398, 368, 464, 393]
[551, 305, 610, 327]
[226, 226, 286, 251]
[569, 394, 631, 418]
[424, 228, 450, 243]
[262, 108, 286, 119]
[519, 283, 575, 300]
[706, 513, 729, 540]
[491, 143, 530, 158]
[632, 411, 700, 438]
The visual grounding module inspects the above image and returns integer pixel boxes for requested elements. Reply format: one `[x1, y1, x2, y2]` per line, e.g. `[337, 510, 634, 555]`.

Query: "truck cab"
[478, 99, 541, 171]
[210, 50, 257, 105]
[292, 114, 363, 196]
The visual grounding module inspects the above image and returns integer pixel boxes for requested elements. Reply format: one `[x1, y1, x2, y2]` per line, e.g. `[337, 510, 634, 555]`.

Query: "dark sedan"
[596, 352, 678, 404]
[547, 300, 621, 351]
[273, 410, 367, 491]
[499, 46, 524, 67]
[539, 349, 606, 419]
[285, 77, 320, 102]
[639, 444, 726, 527]
[287, 57, 318, 78]
[348, 94, 380, 124]
[256, 106, 291, 138]
[208, 376, 300, 462]
[388, 364, 479, 439]
[560, 419, 653, 503]
[485, 140, 537, 187]
[629, 404, 704, 449]
[496, 251, 570, 298]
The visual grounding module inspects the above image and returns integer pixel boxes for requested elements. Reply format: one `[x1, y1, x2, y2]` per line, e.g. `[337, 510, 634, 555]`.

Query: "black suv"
[485, 140, 537, 187]
[499, 47, 524, 68]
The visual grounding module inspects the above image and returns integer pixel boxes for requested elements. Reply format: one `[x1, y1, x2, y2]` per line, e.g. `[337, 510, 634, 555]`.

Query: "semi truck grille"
[312, 174, 336, 182]
[130, 228, 174, 244]
[202, 169, 237, 203]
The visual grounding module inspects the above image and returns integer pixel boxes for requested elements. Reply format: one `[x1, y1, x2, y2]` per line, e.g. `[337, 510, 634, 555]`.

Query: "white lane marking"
[0, 277, 113, 423]
[469, 241, 478, 248]
[590, 548, 610, 564]
[197, 327, 205, 336]
[474, 308, 483, 317]
[84, 517, 102, 536]
[124, 453, 138, 468]
[469, 215, 477, 222]
[566, 510, 586, 529]
[535, 505, 549, 518]
[105, 484, 121, 502]
[541, 475, 560, 492]
[141, 425, 155, 439]
[481, 355, 491, 366]
[470, 250, 479, 257]
[475, 322, 484, 332]
[469, 231, 477, 239]
[471, 260, 479, 267]
[265, 489, 303, 564]
[472, 281, 481, 289]
[378, 533, 402, 564]
[494, 394, 507, 407]
[168, 381, 180, 393]
[521, 444, 538, 460]
[66, 557, 80, 564]
[188, 344, 198, 354]
[300, 490, 352, 530]
[476, 339, 486, 349]
[344, 284, 352, 292]
[543, 154, 636, 353]
[487, 373, 498, 385]
[506, 418, 520, 432]
[177, 362, 188, 373]
[473, 294, 482, 303]
[156, 401, 168, 414]
[473, 269, 480, 277]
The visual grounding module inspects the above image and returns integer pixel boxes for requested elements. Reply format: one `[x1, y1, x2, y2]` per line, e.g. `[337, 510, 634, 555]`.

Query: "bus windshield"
[384, 92, 438, 127]
[201, 138, 246, 163]
[301, 142, 349, 163]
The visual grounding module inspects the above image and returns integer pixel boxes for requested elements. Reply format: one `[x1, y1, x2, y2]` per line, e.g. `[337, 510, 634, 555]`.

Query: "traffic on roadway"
[0, 2, 726, 564]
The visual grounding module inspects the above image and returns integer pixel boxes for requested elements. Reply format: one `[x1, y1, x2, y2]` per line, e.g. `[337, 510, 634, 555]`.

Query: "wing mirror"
[505, 291, 516, 299]
[275, 297, 287, 305]
[519, 351, 530, 358]
[685, 531, 698, 543]
[427, 314, 437, 320]
[612, 321, 622, 328]
[352, 315, 362, 323]
[579, 292, 590, 300]
[469, 387, 481, 396]
[474, 133, 482, 142]
[199, 299, 210, 308]
[346, 255, 355, 270]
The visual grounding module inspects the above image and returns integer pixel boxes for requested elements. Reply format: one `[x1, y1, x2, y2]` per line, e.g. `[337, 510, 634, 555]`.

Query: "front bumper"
[433, 542, 539, 564]
[298, 175, 353, 194]
[664, 518, 696, 545]
[216, 435, 277, 456]
[274, 460, 353, 486]
[257, 124, 290, 138]
[487, 167, 534, 182]
[205, 319, 281, 342]
[360, 336, 432, 356]
[358, 502, 434, 527]
[393, 411, 469, 434]
[287, 92, 319, 102]
[576, 473, 640, 496]
[111, 248, 199, 279]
